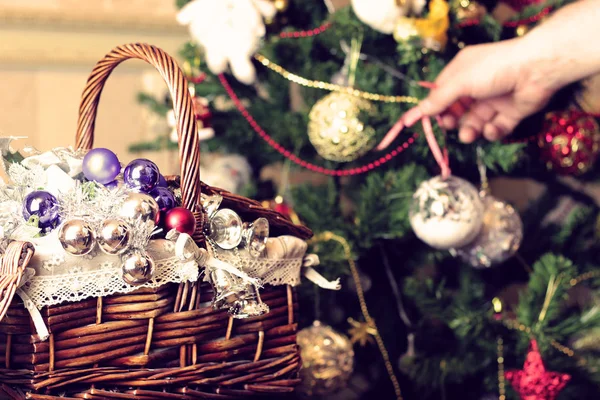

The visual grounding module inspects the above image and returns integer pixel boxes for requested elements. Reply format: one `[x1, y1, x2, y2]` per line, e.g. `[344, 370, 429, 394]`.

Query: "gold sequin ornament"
[308, 92, 376, 162]
[297, 321, 355, 396]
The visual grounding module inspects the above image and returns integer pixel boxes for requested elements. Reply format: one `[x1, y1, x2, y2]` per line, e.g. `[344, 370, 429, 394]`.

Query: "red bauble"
[164, 207, 196, 235]
[538, 110, 600, 175]
[505, 340, 570, 400]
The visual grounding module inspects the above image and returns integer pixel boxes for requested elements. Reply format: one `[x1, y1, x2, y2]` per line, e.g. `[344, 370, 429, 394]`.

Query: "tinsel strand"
[309, 231, 404, 400]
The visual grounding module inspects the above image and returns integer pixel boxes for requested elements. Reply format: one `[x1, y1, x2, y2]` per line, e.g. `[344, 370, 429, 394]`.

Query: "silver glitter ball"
[58, 219, 95, 256]
[119, 192, 159, 225]
[409, 175, 484, 249]
[97, 219, 131, 255]
[121, 250, 155, 285]
[451, 195, 523, 268]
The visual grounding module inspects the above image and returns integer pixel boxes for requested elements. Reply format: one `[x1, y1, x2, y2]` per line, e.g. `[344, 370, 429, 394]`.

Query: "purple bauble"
[23, 191, 60, 231]
[104, 180, 121, 190]
[149, 187, 176, 212]
[157, 174, 168, 188]
[82, 148, 121, 185]
[123, 159, 160, 192]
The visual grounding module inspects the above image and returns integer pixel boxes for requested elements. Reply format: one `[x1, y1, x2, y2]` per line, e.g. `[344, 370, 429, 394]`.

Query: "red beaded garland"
[218, 74, 419, 177]
[538, 110, 600, 175]
[279, 22, 332, 39]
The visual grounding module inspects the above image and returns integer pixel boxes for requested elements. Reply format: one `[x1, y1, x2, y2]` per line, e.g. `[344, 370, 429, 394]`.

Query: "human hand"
[417, 38, 557, 143]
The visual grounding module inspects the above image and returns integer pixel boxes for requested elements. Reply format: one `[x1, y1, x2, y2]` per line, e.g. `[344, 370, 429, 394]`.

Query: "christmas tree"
[135, 0, 600, 398]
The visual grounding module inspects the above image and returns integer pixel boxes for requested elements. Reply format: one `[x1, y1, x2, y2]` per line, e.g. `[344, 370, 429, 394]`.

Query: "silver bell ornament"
[452, 194, 523, 268]
[121, 250, 155, 285]
[58, 219, 95, 256]
[409, 175, 484, 249]
[97, 219, 132, 255]
[241, 217, 269, 258]
[297, 321, 355, 396]
[119, 192, 160, 225]
[230, 283, 269, 319]
[200, 193, 223, 218]
[209, 208, 243, 249]
[210, 268, 242, 309]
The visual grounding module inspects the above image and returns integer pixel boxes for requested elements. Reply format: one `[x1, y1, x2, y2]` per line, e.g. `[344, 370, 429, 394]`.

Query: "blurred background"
[0, 0, 189, 174]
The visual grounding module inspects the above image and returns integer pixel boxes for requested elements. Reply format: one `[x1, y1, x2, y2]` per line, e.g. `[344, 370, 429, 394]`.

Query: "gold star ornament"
[348, 317, 377, 346]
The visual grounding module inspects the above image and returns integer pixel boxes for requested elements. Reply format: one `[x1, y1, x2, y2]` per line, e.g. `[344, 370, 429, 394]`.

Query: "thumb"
[419, 83, 467, 117]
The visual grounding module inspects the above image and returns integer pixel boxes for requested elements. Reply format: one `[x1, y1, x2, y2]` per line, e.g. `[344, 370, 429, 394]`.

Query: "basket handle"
[75, 43, 201, 212]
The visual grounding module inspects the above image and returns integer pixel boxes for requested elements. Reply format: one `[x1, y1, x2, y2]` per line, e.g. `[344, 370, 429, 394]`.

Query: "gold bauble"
[273, 0, 289, 12]
[307, 92, 376, 162]
[297, 321, 354, 396]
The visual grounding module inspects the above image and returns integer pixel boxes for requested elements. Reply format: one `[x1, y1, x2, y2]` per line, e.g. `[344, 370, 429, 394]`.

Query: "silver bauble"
[121, 250, 155, 285]
[409, 175, 484, 249]
[119, 192, 159, 224]
[97, 219, 131, 255]
[58, 219, 95, 256]
[452, 195, 523, 268]
[297, 321, 354, 396]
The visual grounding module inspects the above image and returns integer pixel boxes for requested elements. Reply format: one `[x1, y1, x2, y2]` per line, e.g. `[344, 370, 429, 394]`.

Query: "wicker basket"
[0, 43, 312, 399]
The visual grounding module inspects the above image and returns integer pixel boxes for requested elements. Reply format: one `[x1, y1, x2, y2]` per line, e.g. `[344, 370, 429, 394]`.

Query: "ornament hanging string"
[378, 81, 451, 178]
[309, 231, 404, 400]
[218, 73, 419, 176]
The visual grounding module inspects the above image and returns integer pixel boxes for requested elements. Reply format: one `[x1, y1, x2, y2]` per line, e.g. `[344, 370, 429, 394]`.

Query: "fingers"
[419, 83, 468, 117]
[483, 114, 520, 141]
[458, 102, 497, 143]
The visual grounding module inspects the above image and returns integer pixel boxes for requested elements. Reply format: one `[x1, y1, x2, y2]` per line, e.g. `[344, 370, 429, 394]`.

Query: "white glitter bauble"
[297, 321, 354, 396]
[452, 195, 523, 268]
[409, 175, 484, 249]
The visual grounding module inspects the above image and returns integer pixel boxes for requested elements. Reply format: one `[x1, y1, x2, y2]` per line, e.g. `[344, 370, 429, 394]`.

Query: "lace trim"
[23, 257, 198, 309]
[217, 252, 303, 287]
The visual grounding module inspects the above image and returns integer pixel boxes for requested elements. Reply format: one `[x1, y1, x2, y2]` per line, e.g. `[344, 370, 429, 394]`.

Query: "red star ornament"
[505, 340, 571, 400]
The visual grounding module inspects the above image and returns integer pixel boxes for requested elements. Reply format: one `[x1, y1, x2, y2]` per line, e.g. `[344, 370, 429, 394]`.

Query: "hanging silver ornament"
[297, 321, 355, 396]
[451, 195, 523, 268]
[121, 250, 155, 285]
[409, 175, 484, 249]
[241, 217, 269, 257]
[119, 192, 160, 225]
[97, 219, 132, 255]
[200, 193, 223, 218]
[210, 268, 243, 309]
[230, 283, 269, 319]
[58, 219, 95, 256]
[209, 208, 243, 249]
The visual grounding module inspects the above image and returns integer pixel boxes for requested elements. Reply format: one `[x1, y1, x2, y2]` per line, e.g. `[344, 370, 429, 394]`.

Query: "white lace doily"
[22, 231, 199, 309]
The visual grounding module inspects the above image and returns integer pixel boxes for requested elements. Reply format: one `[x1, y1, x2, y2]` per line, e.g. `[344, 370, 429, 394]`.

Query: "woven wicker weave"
[0, 43, 312, 399]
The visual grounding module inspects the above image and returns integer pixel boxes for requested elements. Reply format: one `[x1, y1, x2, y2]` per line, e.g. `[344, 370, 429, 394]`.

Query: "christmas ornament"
[199, 154, 252, 194]
[352, 0, 405, 34]
[149, 187, 176, 213]
[82, 148, 121, 185]
[409, 175, 484, 249]
[348, 317, 376, 346]
[209, 208, 243, 249]
[164, 207, 196, 236]
[297, 321, 354, 396]
[308, 92, 376, 162]
[452, 0, 486, 21]
[272, 0, 288, 12]
[201, 193, 223, 219]
[394, 17, 419, 42]
[157, 174, 168, 188]
[538, 110, 600, 175]
[23, 190, 61, 231]
[123, 158, 160, 192]
[261, 195, 301, 225]
[121, 250, 156, 285]
[210, 268, 242, 309]
[412, 0, 450, 50]
[177, 0, 276, 85]
[230, 283, 269, 318]
[97, 219, 132, 255]
[452, 194, 523, 268]
[57, 219, 95, 256]
[119, 192, 160, 225]
[505, 340, 571, 400]
[241, 217, 269, 257]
